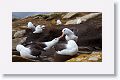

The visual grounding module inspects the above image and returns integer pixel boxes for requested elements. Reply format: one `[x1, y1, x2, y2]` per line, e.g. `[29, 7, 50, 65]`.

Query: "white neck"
[45, 40, 56, 47]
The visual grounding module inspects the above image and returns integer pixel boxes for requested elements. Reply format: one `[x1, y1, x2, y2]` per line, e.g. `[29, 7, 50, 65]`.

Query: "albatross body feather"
[56, 40, 78, 56]
[33, 25, 43, 33]
[16, 44, 36, 58]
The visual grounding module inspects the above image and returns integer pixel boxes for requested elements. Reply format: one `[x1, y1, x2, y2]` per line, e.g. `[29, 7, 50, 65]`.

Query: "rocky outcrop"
[62, 12, 78, 19]
[65, 13, 101, 25]
[12, 38, 23, 50]
[13, 30, 26, 38]
[88, 57, 98, 61]
[12, 37, 27, 50]
[66, 51, 102, 62]
[12, 30, 17, 38]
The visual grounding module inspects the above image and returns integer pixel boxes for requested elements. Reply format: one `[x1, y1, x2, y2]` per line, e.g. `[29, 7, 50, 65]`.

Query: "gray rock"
[12, 37, 27, 50]
[19, 37, 27, 44]
[62, 12, 78, 19]
[88, 57, 98, 61]
[65, 13, 101, 25]
[14, 30, 26, 38]
[91, 51, 101, 54]
[12, 30, 17, 38]
[65, 19, 80, 25]
[12, 38, 22, 50]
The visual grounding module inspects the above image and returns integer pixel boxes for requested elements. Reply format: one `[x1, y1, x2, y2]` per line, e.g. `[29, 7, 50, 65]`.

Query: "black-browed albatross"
[54, 40, 78, 62]
[16, 37, 62, 59]
[33, 25, 45, 33]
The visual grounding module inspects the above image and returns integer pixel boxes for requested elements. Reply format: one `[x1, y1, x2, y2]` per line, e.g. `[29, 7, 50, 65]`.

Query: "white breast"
[33, 28, 42, 33]
[56, 40, 78, 55]
[21, 48, 36, 58]
[57, 48, 78, 56]
[20, 48, 34, 58]
[33, 25, 43, 33]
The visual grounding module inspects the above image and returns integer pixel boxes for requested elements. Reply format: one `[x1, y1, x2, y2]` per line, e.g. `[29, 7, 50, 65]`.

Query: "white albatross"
[16, 37, 61, 59]
[16, 44, 44, 59]
[55, 40, 78, 56]
[27, 22, 35, 31]
[61, 28, 78, 41]
[33, 25, 45, 33]
[56, 19, 62, 25]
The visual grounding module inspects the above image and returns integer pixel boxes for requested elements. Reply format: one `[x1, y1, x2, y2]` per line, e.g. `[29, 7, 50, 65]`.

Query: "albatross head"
[61, 28, 74, 37]
[41, 25, 45, 29]
[16, 44, 25, 52]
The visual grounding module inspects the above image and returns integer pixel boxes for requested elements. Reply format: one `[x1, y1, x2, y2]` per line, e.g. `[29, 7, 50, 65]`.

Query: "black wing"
[30, 43, 46, 56]
[25, 42, 47, 49]
[54, 43, 66, 51]
[30, 48, 42, 56]
[31, 42, 46, 51]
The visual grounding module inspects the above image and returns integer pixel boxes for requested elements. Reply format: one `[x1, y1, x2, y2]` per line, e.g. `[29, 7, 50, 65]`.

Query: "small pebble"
[88, 57, 98, 61]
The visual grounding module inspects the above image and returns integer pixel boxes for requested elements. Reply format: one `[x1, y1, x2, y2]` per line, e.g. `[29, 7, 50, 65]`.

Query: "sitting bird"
[54, 40, 78, 62]
[16, 43, 45, 59]
[61, 28, 78, 42]
[55, 40, 78, 56]
[27, 22, 35, 31]
[56, 19, 62, 25]
[17, 37, 62, 59]
[33, 25, 45, 33]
